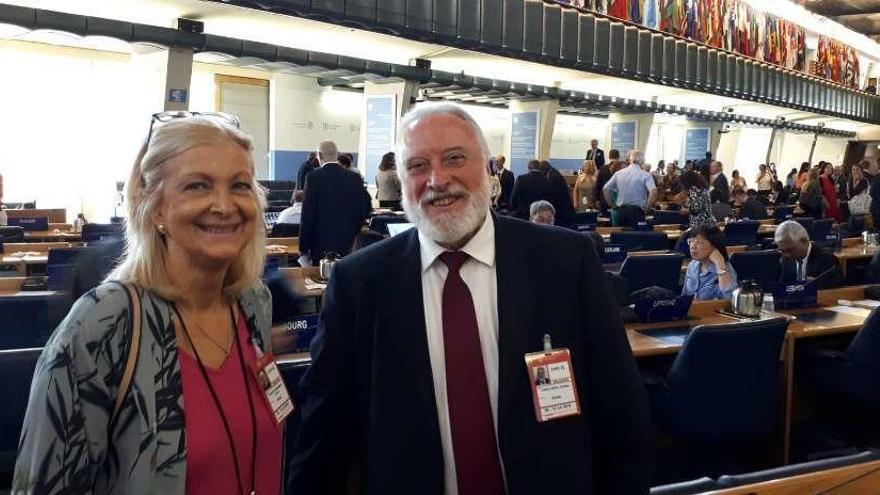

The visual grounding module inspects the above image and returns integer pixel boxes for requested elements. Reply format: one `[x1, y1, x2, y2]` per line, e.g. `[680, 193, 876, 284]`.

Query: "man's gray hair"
[775, 220, 809, 243]
[317, 140, 338, 162]
[397, 103, 491, 171]
[629, 150, 645, 165]
[530, 200, 556, 217]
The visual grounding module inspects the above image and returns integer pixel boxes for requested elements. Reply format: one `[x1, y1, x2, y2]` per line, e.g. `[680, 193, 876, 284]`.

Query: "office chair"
[610, 231, 668, 252]
[772, 205, 795, 223]
[0, 294, 71, 350]
[270, 222, 300, 238]
[81, 223, 124, 243]
[0, 348, 42, 481]
[0, 226, 24, 243]
[729, 250, 782, 291]
[651, 210, 689, 226]
[810, 218, 835, 242]
[47, 247, 94, 293]
[649, 318, 789, 478]
[794, 217, 814, 237]
[723, 221, 759, 247]
[619, 253, 684, 294]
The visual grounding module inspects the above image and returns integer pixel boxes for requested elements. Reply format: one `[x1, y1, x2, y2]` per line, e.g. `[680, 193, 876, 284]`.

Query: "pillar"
[358, 80, 419, 184]
[129, 46, 194, 118]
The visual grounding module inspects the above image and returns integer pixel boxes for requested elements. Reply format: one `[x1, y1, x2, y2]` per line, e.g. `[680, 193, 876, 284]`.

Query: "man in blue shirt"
[602, 150, 657, 228]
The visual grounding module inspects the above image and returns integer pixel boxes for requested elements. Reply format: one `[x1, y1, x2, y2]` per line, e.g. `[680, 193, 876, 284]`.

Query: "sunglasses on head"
[145, 111, 241, 145]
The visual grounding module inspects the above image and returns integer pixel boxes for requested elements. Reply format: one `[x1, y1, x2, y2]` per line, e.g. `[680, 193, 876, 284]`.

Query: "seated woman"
[682, 224, 739, 300]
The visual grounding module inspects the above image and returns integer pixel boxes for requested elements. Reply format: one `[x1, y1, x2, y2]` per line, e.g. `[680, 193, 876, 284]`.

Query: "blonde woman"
[14, 114, 283, 494]
[573, 159, 598, 211]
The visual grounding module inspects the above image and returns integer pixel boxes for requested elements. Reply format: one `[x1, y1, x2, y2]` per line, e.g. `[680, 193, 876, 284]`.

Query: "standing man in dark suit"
[585, 138, 605, 169]
[775, 220, 842, 289]
[541, 159, 576, 228]
[299, 140, 371, 264]
[595, 148, 620, 212]
[296, 152, 320, 191]
[697, 151, 713, 181]
[509, 159, 553, 220]
[288, 103, 652, 494]
[495, 154, 515, 211]
[710, 160, 730, 203]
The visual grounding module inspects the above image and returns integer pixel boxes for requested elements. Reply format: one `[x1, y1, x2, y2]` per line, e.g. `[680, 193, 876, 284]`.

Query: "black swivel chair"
[368, 215, 409, 236]
[773, 205, 795, 223]
[723, 221, 759, 247]
[0, 348, 42, 484]
[47, 247, 93, 292]
[810, 218, 835, 242]
[610, 231, 668, 252]
[729, 250, 782, 291]
[649, 318, 790, 478]
[270, 223, 300, 238]
[0, 226, 24, 243]
[619, 253, 684, 294]
[0, 294, 70, 350]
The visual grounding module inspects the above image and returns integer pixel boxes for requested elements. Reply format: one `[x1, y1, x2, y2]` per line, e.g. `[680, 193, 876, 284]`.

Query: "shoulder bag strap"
[111, 283, 142, 423]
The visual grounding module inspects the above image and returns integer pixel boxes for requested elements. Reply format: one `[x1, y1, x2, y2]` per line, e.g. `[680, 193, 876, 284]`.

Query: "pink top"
[180, 313, 283, 495]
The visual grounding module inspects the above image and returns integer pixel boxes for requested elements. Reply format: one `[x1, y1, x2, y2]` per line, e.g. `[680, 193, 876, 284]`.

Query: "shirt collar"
[802, 242, 812, 263]
[419, 210, 495, 273]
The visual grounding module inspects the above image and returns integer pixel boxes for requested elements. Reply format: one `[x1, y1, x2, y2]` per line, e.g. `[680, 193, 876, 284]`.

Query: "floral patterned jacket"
[12, 281, 273, 494]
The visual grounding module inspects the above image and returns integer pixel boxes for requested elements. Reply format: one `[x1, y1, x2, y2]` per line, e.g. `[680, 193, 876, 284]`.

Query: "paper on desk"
[850, 299, 880, 310]
[827, 306, 872, 317]
[303, 277, 327, 290]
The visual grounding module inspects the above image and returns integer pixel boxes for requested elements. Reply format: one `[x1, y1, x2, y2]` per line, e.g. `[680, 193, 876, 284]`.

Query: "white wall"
[813, 136, 849, 164]
[731, 127, 773, 182]
[458, 104, 510, 157]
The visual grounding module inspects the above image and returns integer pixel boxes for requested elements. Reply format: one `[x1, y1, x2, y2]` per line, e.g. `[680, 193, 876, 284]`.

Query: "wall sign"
[510, 111, 540, 176]
[683, 127, 711, 163]
[364, 95, 396, 184]
[610, 121, 638, 157]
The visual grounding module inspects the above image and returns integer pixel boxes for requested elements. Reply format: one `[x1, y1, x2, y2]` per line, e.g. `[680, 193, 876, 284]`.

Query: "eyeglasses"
[145, 111, 241, 145]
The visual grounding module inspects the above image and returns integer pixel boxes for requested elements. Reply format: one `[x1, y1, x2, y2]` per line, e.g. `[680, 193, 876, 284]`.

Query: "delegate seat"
[619, 253, 684, 294]
[82, 223, 124, 243]
[270, 222, 300, 238]
[723, 221, 759, 247]
[47, 246, 94, 292]
[772, 205, 795, 223]
[610, 231, 668, 252]
[0, 348, 42, 483]
[0, 294, 70, 350]
[570, 211, 598, 230]
[729, 250, 781, 291]
[649, 318, 789, 478]
[810, 218, 835, 242]
[651, 210, 688, 226]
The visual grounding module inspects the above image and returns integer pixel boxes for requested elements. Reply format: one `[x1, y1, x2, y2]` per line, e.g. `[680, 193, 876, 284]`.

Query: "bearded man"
[287, 103, 652, 495]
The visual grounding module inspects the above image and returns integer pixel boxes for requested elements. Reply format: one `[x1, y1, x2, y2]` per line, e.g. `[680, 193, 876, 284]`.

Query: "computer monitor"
[770, 280, 818, 309]
[634, 294, 694, 323]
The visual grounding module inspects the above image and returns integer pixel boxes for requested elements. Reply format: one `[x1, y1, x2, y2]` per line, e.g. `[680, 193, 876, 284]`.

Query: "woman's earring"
[157, 224, 166, 235]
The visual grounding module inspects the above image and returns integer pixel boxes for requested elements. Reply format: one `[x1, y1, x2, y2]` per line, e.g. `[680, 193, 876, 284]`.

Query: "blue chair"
[0, 294, 70, 350]
[610, 231, 668, 252]
[794, 217, 815, 237]
[0, 226, 24, 243]
[723, 221, 760, 247]
[650, 477, 718, 495]
[810, 218, 835, 242]
[82, 223, 124, 243]
[47, 246, 92, 267]
[571, 211, 598, 229]
[652, 210, 689, 226]
[715, 449, 880, 488]
[729, 250, 782, 291]
[270, 222, 300, 238]
[0, 348, 42, 479]
[619, 253, 685, 294]
[651, 317, 789, 441]
[368, 215, 409, 236]
[47, 247, 94, 293]
[773, 205, 795, 223]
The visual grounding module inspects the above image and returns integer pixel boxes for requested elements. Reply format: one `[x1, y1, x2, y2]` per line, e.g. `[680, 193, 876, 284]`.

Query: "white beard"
[402, 175, 491, 247]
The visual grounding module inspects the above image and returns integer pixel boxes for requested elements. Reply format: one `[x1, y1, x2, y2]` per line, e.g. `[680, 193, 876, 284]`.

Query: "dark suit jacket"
[712, 173, 730, 202]
[585, 147, 605, 168]
[297, 159, 320, 191]
[739, 197, 768, 220]
[596, 164, 614, 209]
[498, 168, 515, 209]
[299, 163, 371, 260]
[546, 166, 576, 227]
[287, 215, 652, 494]
[779, 242, 843, 289]
[509, 170, 553, 220]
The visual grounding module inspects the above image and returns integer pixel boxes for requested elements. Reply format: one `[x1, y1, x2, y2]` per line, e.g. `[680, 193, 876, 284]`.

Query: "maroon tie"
[438, 251, 505, 495]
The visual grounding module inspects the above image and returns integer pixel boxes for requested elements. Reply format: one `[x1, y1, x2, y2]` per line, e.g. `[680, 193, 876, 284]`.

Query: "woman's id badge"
[524, 343, 581, 423]
[251, 352, 294, 425]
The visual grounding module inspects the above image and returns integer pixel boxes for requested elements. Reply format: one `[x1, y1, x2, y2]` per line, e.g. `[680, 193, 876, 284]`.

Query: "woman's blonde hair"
[107, 117, 266, 302]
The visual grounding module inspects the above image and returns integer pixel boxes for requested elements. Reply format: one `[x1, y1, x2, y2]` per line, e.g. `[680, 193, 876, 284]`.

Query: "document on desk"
[303, 277, 327, 291]
[827, 305, 872, 318]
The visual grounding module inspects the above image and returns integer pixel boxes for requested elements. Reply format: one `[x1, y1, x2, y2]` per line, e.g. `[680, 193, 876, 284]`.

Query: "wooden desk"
[0, 255, 48, 276]
[24, 231, 82, 242]
[267, 237, 300, 256]
[5, 208, 66, 223]
[709, 459, 880, 494]
[833, 244, 879, 279]
[3, 242, 71, 255]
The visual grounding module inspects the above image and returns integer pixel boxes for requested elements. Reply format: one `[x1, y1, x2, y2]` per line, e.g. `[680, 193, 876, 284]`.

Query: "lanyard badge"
[250, 343, 294, 425]
[523, 335, 581, 423]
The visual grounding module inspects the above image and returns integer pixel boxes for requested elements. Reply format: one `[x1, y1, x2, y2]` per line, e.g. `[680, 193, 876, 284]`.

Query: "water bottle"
[762, 294, 775, 314]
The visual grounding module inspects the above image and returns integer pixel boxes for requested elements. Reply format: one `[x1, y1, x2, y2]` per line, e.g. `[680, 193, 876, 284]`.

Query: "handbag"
[111, 283, 142, 423]
[849, 189, 871, 216]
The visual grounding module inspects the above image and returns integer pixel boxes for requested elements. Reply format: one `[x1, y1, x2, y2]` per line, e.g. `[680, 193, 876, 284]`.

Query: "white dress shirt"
[418, 211, 502, 495]
[797, 242, 813, 281]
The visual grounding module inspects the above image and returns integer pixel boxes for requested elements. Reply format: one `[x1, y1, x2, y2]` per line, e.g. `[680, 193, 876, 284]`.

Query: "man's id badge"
[251, 352, 294, 425]
[524, 336, 581, 423]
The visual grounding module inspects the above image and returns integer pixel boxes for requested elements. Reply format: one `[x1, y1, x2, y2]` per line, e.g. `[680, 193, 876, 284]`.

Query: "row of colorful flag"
[814, 36, 860, 87]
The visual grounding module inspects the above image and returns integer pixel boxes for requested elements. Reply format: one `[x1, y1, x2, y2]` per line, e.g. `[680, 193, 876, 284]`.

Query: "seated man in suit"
[735, 188, 768, 220]
[288, 103, 652, 494]
[775, 220, 842, 289]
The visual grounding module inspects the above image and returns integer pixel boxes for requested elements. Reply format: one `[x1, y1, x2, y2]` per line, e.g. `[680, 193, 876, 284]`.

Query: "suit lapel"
[494, 215, 538, 423]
